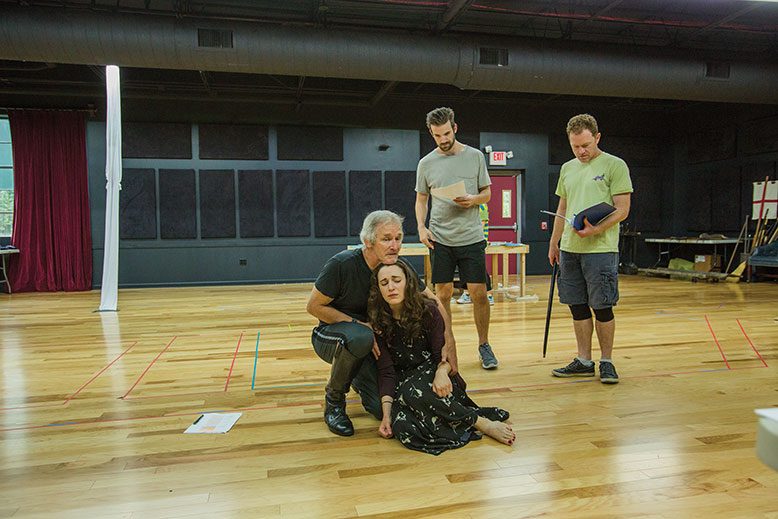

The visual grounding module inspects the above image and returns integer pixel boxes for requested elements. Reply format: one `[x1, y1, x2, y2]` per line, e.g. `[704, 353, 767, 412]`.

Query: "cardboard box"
[694, 254, 722, 272]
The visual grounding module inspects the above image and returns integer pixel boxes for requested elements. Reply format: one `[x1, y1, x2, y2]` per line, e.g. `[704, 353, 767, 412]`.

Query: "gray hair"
[360, 210, 404, 246]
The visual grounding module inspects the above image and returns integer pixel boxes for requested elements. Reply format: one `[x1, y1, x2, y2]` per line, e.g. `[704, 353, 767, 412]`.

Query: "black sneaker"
[599, 361, 619, 384]
[478, 343, 498, 369]
[552, 358, 595, 378]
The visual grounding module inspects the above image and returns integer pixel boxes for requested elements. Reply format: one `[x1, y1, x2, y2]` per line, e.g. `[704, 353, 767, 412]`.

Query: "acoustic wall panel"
[605, 136, 663, 167]
[711, 167, 741, 233]
[199, 124, 269, 160]
[687, 126, 736, 164]
[630, 169, 662, 232]
[238, 170, 274, 237]
[277, 126, 343, 161]
[384, 170, 417, 236]
[313, 171, 347, 237]
[547, 170, 560, 229]
[743, 116, 778, 155]
[123, 122, 191, 158]
[687, 170, 712, 232]
[159, 169, 197, 238]
[349, 170, 382, 236]
[199, 169, 236, 238]
[276, 170, 311, 236]
[120, 168, 157, 239]
[548, 132, 572, 165]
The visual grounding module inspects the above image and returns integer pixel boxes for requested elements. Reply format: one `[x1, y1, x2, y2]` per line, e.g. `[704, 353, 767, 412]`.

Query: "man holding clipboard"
[547, 114, 633, 384]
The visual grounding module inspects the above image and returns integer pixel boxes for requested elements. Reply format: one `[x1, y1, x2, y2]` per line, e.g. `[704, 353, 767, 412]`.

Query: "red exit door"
[486, 174, 520, 277]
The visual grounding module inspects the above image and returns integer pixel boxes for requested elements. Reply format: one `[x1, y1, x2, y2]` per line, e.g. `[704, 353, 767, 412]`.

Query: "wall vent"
[705, 61, 730, 79]
[197, 28, 234, 49]
[479, 47, 509, 67]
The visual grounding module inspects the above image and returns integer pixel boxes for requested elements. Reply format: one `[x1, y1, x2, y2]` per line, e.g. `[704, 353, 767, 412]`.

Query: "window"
[0, 116, 13, 237]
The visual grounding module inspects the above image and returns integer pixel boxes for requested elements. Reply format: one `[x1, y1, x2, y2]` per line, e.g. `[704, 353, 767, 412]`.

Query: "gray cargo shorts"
[558, 251, 619, 309]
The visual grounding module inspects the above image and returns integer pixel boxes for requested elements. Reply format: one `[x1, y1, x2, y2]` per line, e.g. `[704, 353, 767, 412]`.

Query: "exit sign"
[489, 151, 506, 166]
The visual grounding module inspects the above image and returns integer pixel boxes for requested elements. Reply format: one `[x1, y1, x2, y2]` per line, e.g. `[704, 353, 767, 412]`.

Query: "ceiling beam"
[436, 0, 473, 33]
[582, 0, 625, 24]
[370, 80, 397, 106]
[667, 3, 763, 47]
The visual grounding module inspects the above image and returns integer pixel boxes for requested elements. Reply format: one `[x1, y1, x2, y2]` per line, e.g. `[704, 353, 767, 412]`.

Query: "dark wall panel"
[548, 132, 571, 165]
[123, 122, 191, 158]
[277, 126, 343, 161]
[687, 170, 712, 232]
[711, 166, 741, 233]
[743, 116, 778, 156]
[159, 169, 196, 239]
[199, 124, 269, 160]
[238, 170, 274, 237]
[384, 170, 417, 236]
[547, 170, 560, 228]
[120, 168, 157, 239]
[349, 170, 382, 236]
[313, 171, 347, 237]
[605, 136, 662, 167]
[200, 169, 236, 239]
[277, 169, 311, 236]
[630, 169, 662, 232]
[687, 126, 736, 164]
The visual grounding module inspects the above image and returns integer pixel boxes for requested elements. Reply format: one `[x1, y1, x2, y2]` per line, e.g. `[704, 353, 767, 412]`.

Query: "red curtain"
[7, 110, 92, 292]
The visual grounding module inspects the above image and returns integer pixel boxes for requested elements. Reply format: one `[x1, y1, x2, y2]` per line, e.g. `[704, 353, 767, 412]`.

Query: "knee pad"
[593, 307, 614, 323]
[569, 304, 592, 321]
[344, 323, 375, 358]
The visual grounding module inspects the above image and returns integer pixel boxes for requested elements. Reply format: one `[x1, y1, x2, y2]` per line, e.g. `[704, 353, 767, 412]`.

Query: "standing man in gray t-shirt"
[415, 107, 499, 369]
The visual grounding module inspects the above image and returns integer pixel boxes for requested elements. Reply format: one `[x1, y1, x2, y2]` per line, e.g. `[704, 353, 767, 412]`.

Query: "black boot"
[324, 346, 363, 436]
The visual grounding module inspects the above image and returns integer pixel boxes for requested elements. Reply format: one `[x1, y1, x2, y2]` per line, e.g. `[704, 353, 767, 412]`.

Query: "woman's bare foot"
[475, 417, 515, 445]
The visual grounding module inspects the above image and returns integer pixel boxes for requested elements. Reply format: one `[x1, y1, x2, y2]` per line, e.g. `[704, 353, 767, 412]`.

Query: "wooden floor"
[1, 274, 777, 519]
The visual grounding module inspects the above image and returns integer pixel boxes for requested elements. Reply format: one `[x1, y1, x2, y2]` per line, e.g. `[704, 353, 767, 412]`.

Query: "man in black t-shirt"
[307, 210, 456, 437]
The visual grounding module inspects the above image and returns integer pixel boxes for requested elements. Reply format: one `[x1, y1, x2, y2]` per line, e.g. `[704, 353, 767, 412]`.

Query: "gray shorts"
[558, 251, 619, 309]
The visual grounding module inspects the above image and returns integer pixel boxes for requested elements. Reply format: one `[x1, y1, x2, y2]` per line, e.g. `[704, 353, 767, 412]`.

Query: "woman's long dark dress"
[375, 304, 509, 455]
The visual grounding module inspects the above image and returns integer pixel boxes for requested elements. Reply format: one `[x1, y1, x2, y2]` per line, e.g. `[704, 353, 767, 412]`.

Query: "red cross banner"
[752, 181, 777, 220]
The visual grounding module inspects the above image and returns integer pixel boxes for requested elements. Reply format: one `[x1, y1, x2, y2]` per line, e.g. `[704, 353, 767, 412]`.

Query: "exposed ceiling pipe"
[0, 5, 777, 104]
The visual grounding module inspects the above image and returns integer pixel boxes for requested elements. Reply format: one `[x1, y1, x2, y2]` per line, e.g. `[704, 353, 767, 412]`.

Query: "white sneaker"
[488, 294, 494, 306]
[456, 293, 471, 304]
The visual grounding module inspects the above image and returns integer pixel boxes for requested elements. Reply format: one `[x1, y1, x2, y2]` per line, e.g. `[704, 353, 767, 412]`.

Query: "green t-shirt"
[416, 144, 491, 247]
[555, 152, 633, 253]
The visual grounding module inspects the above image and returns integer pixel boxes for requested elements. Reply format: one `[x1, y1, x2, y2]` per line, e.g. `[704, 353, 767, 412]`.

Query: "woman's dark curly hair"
[367, 261, 435, 344]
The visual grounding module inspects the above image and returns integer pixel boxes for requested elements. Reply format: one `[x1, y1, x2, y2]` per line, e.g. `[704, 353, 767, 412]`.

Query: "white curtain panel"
[99, 65, 122, 311]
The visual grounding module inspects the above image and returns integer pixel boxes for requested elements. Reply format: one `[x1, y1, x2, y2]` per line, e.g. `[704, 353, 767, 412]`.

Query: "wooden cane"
[542, 262, 558, 358]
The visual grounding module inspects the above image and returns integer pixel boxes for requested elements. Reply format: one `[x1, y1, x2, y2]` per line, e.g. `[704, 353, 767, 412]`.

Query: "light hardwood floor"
[1, 275, 777, 519]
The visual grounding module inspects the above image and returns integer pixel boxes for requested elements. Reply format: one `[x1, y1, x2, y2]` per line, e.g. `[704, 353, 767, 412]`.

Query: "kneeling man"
[307, 210, 456, 436]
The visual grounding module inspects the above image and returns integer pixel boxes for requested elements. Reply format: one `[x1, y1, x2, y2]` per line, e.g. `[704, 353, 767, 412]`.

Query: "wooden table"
[0, 248, 20, 294]
[347, 242, 530, 297]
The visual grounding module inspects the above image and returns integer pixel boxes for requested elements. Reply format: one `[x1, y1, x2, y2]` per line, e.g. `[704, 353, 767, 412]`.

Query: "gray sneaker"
[552, 358, 595, 378]
[599, 361, 619, 384]
[478, 343, 498, 369]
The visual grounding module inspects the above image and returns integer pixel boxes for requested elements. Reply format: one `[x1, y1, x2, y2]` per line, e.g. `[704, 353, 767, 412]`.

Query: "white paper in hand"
[430, 181, 467, 201]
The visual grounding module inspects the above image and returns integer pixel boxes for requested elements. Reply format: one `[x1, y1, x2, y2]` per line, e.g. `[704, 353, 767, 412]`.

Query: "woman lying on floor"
[367, 261, 515, 455]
